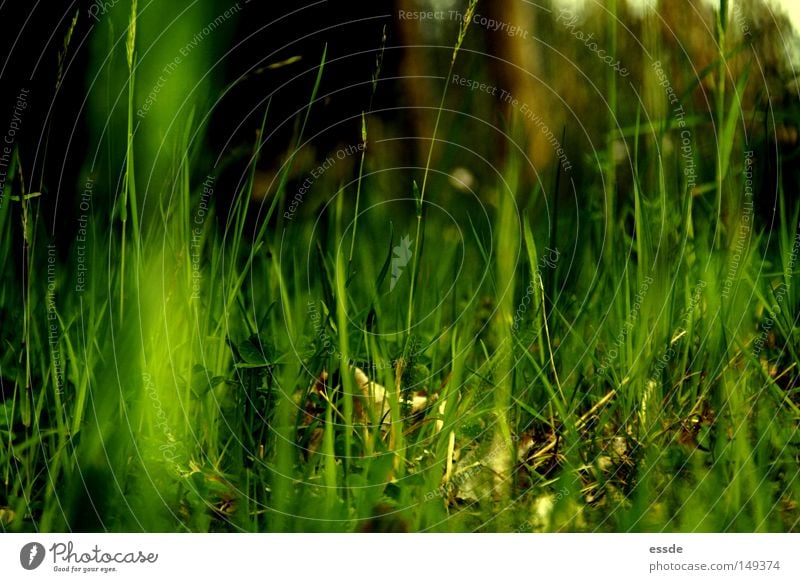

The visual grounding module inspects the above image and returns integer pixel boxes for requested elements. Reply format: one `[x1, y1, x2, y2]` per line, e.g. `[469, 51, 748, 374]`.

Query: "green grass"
[0, 0, 799, 532]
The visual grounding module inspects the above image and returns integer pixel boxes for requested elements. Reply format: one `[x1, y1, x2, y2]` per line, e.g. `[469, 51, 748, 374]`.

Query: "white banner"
[0, 534, 797, 581]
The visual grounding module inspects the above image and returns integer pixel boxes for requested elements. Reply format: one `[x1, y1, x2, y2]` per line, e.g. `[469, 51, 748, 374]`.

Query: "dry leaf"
[353, 367, 428, 426]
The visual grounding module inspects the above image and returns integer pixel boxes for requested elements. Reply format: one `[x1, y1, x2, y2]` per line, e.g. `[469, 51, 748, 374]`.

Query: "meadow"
[0, 0, 799, 533]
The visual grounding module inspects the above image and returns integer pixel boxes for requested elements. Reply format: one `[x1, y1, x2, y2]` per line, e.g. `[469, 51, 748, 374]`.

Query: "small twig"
[530, 389, 617, 460]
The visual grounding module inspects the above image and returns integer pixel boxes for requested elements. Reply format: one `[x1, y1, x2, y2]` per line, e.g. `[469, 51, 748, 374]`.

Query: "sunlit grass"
[0, 0, 798, 533]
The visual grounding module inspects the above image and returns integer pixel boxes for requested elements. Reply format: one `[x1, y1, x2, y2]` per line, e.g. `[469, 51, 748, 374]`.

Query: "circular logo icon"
[20, 542, 46, 570]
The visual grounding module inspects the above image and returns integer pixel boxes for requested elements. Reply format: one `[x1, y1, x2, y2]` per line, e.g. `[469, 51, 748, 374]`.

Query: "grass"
[0, 0, 798, 532]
